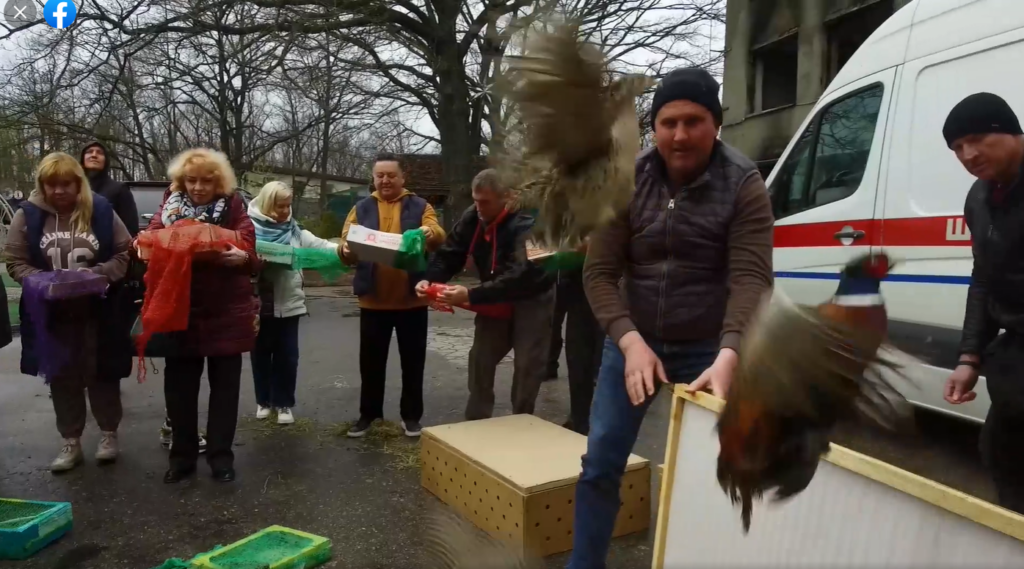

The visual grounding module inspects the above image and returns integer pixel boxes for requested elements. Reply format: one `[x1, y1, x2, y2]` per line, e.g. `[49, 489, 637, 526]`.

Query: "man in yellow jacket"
[341, 153, 446, 438]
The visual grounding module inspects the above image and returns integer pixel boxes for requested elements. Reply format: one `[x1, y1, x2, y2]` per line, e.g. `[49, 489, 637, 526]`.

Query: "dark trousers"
[548, 287, 569, 376]
[359, 307, 428, 422]
[568, 337, 718, 569]
[467, 289, 555, 420]
[549, 276, 603, 434]
[164, 355, 242, 471]
[251, 315, 301, 408]
[981, 404, 1024, 514]
[49, 317, 123, 438]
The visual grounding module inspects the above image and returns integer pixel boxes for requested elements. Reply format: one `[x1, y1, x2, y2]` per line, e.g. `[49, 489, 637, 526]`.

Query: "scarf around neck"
[249, 204, 300, 245]
[161, 190, 229, 227]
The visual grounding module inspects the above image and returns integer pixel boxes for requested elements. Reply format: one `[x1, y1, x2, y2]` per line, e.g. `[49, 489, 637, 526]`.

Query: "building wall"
[721, 0, 913, 174]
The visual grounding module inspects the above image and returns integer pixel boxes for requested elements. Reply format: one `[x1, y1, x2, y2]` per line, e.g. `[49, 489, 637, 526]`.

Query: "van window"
[769, 84, 884, 220]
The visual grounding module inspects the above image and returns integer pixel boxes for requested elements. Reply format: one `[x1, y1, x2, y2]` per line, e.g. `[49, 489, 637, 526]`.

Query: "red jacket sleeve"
[226, 193, 260, 272]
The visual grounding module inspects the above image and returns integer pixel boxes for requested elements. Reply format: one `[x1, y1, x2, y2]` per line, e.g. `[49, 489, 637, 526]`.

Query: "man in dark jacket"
[942, 92, 1024, 515]
[417, 169, 556, 420]
[569, 68, 774, 568]
[81, 142, 140, 236]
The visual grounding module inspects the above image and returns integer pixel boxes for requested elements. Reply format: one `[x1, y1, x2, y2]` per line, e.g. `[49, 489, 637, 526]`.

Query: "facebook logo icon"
[43, 0, 77, 29]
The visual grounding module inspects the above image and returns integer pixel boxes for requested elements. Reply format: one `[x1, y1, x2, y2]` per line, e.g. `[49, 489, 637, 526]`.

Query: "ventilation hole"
[620, 501, 624, 506]
[464, 473, 468, 478]
[474, 510, 478, 515]
[568, 499, 573, 505]
[629, 515, 634, 520]
[568, 530, 572, 536]
[450, 478, 453, 483]
[509, 502, 512, 508]
[464, 502, 468, 507]
[546, 536, 551, 542]
[455, 467, 458, 472]
[515, 523, 519, 528]
[497, 496, 501, 501]
[479, 498, 483, 503]
[509, 533, 513, 538]
[469, 491, 473, 496]
[629, 484, 634, 490]
[445, 461, 448, 466]
[485, 489, 489, 494]
[545, 505, 550, 510]
[502, 515, 506, 520]
[432, 467, 435, 471]
[474, 481, 477, 486]
[491, 507, 494, 512]
[535, 522, 540, 528]
[557, 517, 562, 522]
[640, 497, 645, 502]
[444, 489, 448, 494]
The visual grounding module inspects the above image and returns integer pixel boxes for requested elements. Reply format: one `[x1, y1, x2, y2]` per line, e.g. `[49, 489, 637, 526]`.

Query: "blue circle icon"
[43, 0, 77, 29]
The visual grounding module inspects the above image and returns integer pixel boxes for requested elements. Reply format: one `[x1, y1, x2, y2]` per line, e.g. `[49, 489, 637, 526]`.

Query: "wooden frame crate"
[653, 385, 1024, 568]
[421, 414, 650, 557]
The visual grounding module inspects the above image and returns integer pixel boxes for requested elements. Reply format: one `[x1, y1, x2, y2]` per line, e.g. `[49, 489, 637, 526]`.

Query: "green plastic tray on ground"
[189, 526, 331, 569]
[0, 498, 73, 560]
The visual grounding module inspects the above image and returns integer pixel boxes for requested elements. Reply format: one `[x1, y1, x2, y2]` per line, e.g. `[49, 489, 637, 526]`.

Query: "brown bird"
[495, 19, 654, 249]
[715, 251, 916, 533]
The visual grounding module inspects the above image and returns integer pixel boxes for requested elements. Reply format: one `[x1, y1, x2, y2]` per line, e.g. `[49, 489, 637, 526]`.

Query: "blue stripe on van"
[774, 271, 971, 285]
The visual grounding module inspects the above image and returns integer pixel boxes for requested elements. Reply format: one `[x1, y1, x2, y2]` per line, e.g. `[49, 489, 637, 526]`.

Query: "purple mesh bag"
[21, 270, 109, 382]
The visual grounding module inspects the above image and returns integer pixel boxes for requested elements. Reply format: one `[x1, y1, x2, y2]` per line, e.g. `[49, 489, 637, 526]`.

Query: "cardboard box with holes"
[420, 415, 650, 557]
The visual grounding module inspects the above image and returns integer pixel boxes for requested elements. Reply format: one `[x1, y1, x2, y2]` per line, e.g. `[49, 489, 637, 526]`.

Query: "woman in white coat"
[249, 181, 342, 424]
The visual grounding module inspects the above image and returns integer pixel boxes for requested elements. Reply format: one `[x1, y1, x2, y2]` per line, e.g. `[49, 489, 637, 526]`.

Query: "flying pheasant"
[715, 252, 918, 533]
[495, 20, 654, 249]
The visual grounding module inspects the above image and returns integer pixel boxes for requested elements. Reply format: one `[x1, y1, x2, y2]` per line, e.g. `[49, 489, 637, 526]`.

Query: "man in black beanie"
[569, 67, 773, 568]
[942, 92, 1024, 515]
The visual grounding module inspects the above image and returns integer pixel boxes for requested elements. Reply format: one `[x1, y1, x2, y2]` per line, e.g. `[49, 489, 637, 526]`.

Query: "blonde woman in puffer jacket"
[248, 181, 342, 424]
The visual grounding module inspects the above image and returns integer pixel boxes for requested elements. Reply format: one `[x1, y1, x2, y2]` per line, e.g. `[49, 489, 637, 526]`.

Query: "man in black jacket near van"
[417, 169, 556, 420]
[942, 92, 1024, 514]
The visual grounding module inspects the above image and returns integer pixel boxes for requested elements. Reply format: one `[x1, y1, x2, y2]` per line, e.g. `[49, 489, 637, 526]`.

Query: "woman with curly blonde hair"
[141, 148, 260, 483]
[6, 152, 132, 472]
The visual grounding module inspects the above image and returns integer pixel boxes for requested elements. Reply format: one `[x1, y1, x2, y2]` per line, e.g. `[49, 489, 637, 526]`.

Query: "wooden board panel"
[655, 389, 1024, 568]
[522, 466, 651, 556]
[422, 415, 648, 494]
[421, 436, 526, 546]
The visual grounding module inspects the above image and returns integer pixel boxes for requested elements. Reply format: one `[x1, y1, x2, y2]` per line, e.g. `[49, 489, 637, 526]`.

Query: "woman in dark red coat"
[142, 148, 260, 483]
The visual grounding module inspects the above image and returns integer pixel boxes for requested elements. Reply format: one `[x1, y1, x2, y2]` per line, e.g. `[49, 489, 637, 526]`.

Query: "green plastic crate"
[190, 526, 331, 569]
[0, 498, 73, 560]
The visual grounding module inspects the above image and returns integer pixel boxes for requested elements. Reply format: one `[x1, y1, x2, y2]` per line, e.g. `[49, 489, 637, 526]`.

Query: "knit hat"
[942, 93, 1023, 148]
[651, 68, 723, 128]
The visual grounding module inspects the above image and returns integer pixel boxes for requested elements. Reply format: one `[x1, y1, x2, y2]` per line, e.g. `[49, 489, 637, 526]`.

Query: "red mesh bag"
[135, 219, 243, 380]
[424, 283, 513, 319]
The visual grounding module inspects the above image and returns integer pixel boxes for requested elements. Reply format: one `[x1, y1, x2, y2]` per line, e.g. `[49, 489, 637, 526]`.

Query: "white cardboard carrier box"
[346, 224, 403, 266]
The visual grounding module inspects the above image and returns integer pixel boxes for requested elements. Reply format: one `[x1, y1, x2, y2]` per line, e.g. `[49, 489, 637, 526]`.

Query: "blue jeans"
[568, 336, 718, 569]
[251, 315, 301, 408]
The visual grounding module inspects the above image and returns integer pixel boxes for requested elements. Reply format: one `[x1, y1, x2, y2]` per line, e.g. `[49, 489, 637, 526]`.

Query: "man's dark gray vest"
[351, 195, 427, 297]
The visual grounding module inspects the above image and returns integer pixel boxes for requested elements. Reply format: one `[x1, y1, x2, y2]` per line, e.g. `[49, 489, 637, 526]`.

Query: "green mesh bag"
[394, 229, 427, 273]
[538, 251, 586, 272]
[294, 248, 348, 282]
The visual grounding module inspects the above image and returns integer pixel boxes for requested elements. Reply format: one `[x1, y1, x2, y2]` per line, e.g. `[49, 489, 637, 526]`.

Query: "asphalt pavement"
[0, 290, 996, 568]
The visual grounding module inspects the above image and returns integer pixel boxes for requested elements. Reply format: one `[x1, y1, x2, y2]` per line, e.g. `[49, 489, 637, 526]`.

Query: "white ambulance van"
[766, 0, 1024, 423]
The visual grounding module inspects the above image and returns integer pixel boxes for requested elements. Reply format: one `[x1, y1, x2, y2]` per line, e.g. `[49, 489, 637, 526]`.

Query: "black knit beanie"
[942, 92, 1023, 148]
[651, 68, 723, 129]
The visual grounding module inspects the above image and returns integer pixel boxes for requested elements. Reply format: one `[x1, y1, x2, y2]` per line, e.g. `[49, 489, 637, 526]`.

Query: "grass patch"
[240, 416, 421, 470]
[238, 415, 318, 438]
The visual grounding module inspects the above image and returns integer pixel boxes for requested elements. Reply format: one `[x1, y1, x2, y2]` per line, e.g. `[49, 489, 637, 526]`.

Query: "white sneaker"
[96, 431, 119, 462]
[256, 405, 272, 420]
[277, 408, 295, 425]
[51, 439, 84, 472]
